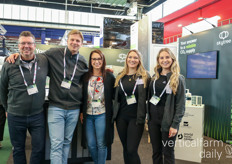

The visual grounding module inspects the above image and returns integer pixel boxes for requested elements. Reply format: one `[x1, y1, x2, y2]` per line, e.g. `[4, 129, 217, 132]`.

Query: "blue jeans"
[8, 112, 45, 164]
[47, 106, 80, 164]
[86, 113, 107, 164]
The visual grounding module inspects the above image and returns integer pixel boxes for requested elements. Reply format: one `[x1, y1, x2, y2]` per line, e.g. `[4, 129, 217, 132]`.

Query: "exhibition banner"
[178, 23, 232, 143]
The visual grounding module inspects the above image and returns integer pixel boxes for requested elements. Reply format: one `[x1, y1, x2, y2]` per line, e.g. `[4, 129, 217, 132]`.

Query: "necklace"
[128, 75, 134, 81]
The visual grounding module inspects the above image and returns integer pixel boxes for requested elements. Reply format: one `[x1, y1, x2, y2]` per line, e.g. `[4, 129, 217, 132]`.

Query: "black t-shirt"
[149, 75, 167, 123]
[118, 74, 138, 119]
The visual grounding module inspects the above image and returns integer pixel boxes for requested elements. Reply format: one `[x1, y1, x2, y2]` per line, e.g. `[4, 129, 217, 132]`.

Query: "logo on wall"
[217, 31, 231, 46]
[178, 134, 183, 140]
[117, 53, 127, 63]
[183, 121, 189, 126]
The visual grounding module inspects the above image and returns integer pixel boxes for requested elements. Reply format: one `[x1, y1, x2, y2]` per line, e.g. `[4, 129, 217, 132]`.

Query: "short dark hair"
[19, 31, 35, 42]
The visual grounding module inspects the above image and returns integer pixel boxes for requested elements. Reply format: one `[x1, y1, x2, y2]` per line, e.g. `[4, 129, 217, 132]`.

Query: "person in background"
[0, 31, 48, 164]
[147, 48, 186, 164]
[6, 29, 88, 164]
[112, 49, 150, 164]
[80, 49, 115, 164]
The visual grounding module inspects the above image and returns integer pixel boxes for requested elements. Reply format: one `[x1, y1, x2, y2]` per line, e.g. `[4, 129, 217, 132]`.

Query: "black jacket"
[0, 54, 48, 116]
[44, 47, 88, 110]
[81, 71, 115, 148]
[147, 70, 186, 131]
[112, 73, 150, 125]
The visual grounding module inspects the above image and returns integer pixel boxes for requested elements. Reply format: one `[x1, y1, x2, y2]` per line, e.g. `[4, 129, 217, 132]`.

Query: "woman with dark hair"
[112, 49, 150, 164]
[147, 48, 186, 164]
[80, 49, 115, 164]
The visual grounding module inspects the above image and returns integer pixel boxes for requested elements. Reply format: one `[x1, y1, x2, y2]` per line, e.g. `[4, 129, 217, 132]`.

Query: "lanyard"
[89, 77, 104, 100]
[19, 62, 37, 87]
[120, 78, 138, 97]
[153, 78, 170, 98]
[63, 47, 79, 81]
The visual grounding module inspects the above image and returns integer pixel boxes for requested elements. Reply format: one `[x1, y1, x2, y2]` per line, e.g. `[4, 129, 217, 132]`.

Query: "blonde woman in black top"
[113, 49, 150, 164]
[147, 48, 186, 164]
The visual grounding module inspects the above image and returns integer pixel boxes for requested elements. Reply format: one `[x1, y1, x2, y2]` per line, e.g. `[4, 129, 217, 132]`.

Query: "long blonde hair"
[115, 49, 148, 88]
[154, 48, 180, 95]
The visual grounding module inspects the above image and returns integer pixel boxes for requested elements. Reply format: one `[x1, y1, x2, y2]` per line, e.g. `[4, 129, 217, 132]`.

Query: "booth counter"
[175, 105, 205, 163]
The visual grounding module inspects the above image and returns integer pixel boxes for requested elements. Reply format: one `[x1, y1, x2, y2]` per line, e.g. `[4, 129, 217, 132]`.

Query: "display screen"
[186, 51, 218, 79]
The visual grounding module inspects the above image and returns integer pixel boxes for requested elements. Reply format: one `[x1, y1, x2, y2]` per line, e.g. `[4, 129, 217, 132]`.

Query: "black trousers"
[0, 105, 6, 141]
[148, 119, 177, 164]
[116, 117, 144, 164]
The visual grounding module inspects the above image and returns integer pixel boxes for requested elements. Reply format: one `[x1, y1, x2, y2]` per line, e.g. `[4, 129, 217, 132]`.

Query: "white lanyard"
[89, 77, 104, 100]
[153, 78, 170, 98]
[63, 47, 79, 81]
[19, 62, 37, 87]
[120, 78, 138, 97]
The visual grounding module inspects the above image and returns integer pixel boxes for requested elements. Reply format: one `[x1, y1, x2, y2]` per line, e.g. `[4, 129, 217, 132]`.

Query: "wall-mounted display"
[186, 50, 218, 79]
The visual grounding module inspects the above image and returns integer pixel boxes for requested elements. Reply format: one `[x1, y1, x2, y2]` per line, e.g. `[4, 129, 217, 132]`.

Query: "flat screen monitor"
[186, 51, 218, 79]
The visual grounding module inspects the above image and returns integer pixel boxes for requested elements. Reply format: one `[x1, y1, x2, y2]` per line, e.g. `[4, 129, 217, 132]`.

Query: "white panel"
[51, 9, 59, 23]
[68, 11, 74, 24]
[4, 4, 12, 19]
[59, 10, 65, 23]
[88, 13, 95, 26]
[95, 15, 103, 26]
[28, 7, 36, 21]
[36, 8, 44, 21]
[163, 0, 195, 17]
[44, 9, 52, 22]
[0, 4, 4, 18]
[81, 12, 88, 25]
[12, 5, 20, 19]
[74, 12, 81, 24]
[130, 22, 138, 49]
[20, 6, 28, 20]
[149, 4, 162, 21]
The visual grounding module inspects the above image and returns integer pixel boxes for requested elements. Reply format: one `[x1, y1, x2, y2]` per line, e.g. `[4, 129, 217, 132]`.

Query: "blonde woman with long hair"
[147, 48, 186, 164]
[112, 49, 150, 164]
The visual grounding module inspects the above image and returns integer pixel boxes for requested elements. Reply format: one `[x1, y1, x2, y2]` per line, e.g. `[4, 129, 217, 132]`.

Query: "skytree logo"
[117, 53, 127, 63]
[217, 31, 231, 46]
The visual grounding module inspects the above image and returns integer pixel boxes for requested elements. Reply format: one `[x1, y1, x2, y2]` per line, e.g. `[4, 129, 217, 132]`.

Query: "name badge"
[92, 100, 101, 108]
[27, 84, 38, 95]
[150, 95, 160, 105]
[136, 79, 144, 85]
[61, 79, 72, 89]
[166, 85, 172, 94]
[126, 95, 137, 105]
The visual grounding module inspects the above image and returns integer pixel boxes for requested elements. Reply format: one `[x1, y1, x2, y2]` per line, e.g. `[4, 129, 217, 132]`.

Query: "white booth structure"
[175, 105, 205, 163]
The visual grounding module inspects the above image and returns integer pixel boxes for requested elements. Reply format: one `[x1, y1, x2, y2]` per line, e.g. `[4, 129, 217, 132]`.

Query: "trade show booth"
[179, 23, 232, 143]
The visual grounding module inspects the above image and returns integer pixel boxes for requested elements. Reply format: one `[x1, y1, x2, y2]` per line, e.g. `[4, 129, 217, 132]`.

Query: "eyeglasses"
[91, 58, 102, 61]
[19, 42, 35, 46]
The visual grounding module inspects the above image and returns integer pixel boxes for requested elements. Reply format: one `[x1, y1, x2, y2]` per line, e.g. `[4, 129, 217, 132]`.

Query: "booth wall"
[178, 23, 232, 142]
